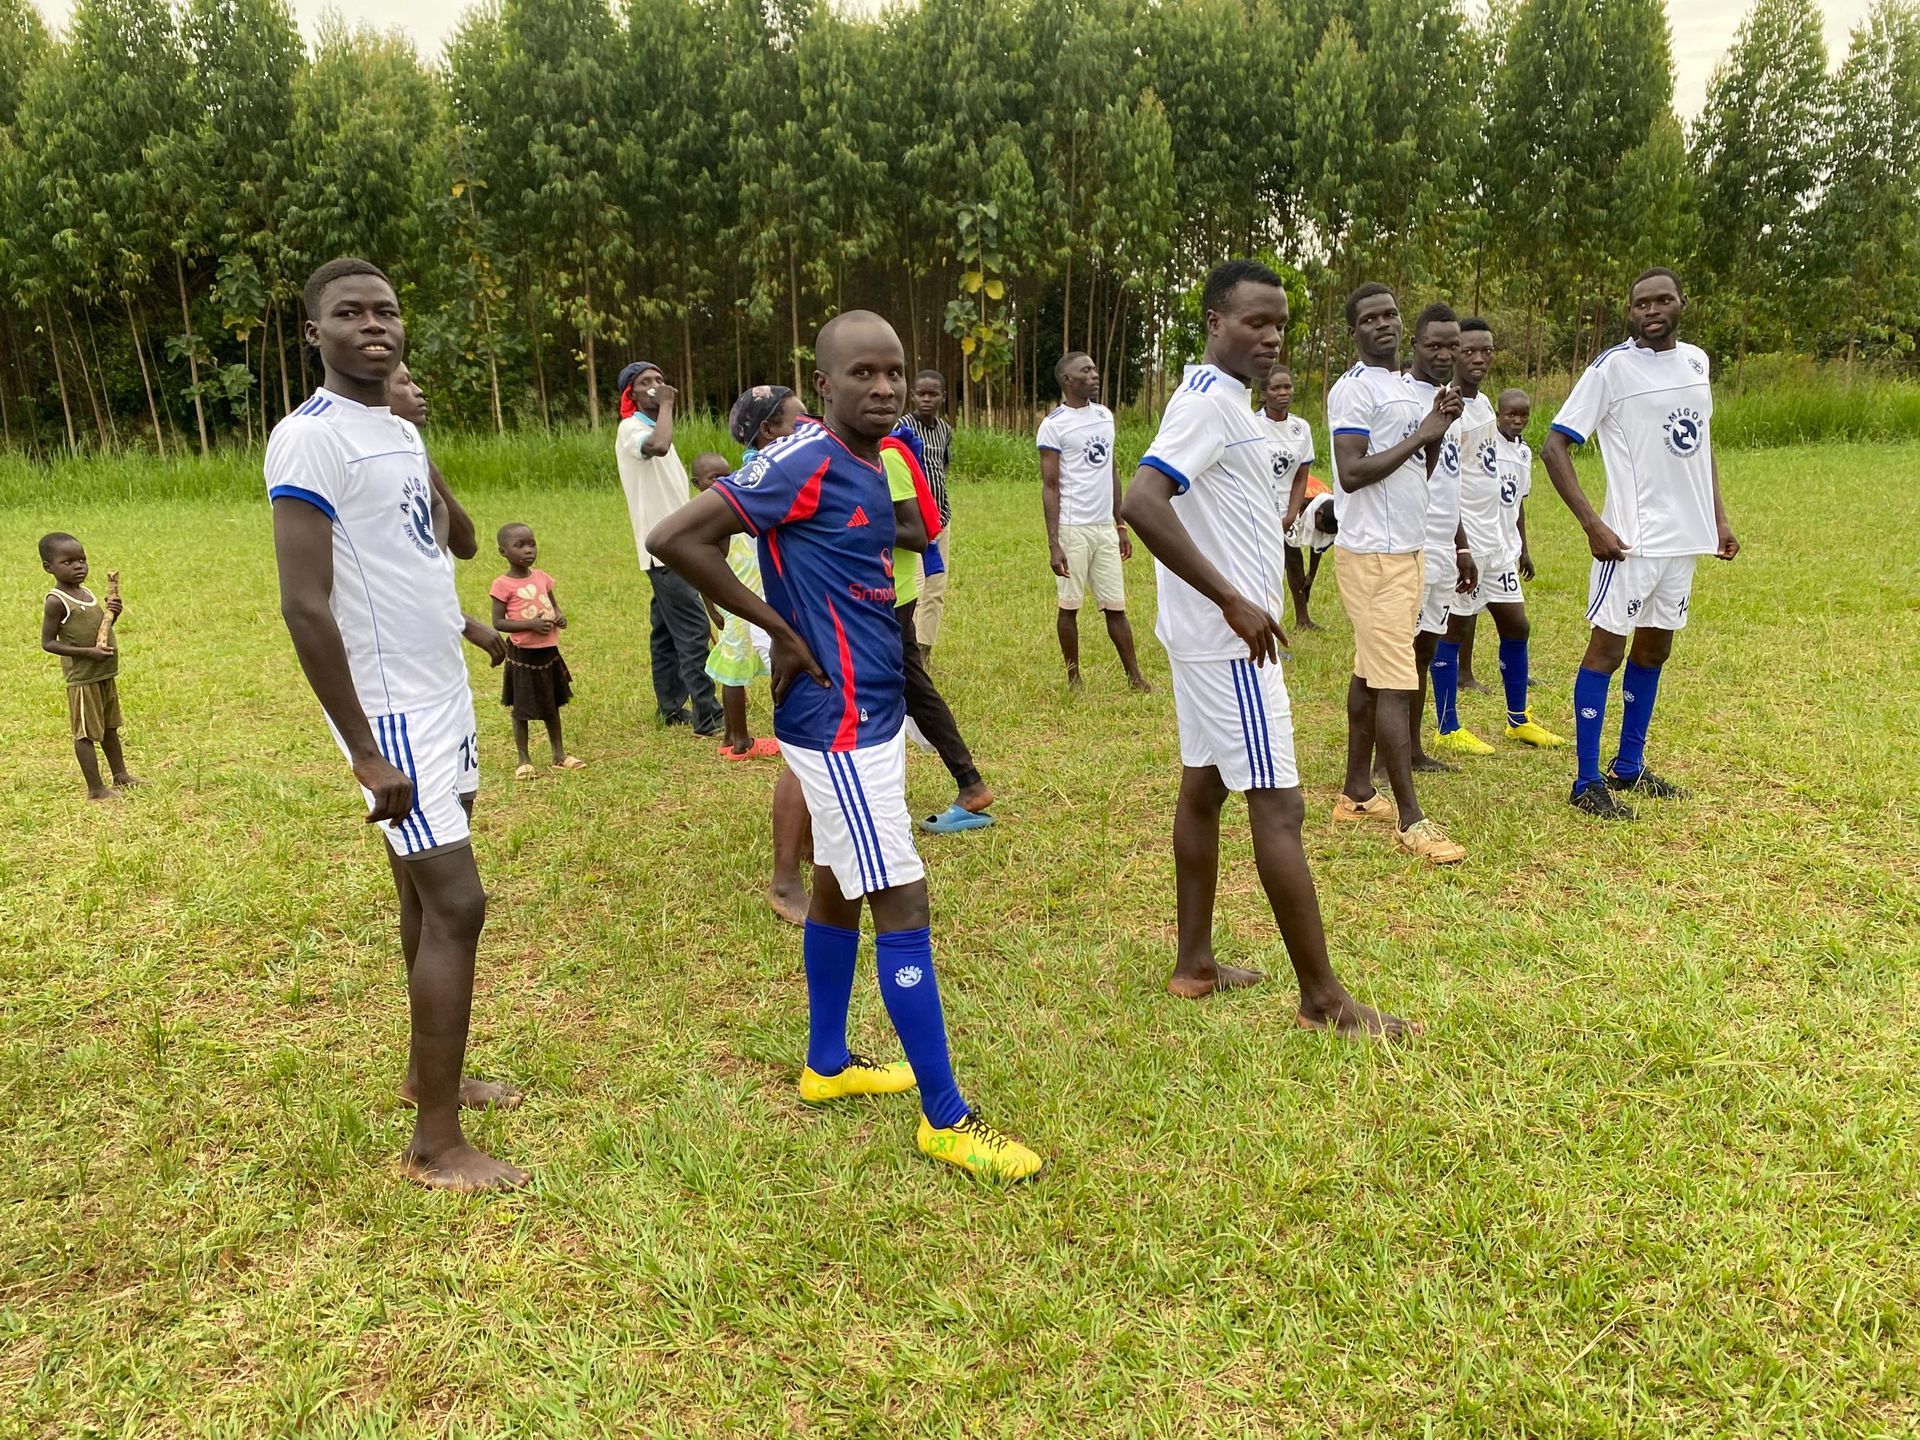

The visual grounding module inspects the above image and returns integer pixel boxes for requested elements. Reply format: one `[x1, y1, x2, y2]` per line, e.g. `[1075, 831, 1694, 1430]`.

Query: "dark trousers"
[646, 565, 722, 731]
[899, 599, 980, 791]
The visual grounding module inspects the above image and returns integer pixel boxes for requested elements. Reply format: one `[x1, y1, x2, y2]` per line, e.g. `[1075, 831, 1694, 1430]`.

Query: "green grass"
[2, 439, 1917, 1437]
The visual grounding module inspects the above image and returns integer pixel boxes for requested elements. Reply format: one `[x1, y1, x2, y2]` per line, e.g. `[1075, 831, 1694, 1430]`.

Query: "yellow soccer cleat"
[1432, 726, 1497, 757]
[917, 1113, 1045, 1182]
[1505, 712, 1567, 748]
[797, 1053, 918, 1104]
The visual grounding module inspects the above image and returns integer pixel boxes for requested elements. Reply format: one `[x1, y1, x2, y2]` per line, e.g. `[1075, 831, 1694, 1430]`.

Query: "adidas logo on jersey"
[846, 505, 870, 527]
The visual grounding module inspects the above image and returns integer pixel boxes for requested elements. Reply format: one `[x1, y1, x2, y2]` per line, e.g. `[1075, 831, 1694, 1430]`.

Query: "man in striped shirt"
[897, 371, 954, 662]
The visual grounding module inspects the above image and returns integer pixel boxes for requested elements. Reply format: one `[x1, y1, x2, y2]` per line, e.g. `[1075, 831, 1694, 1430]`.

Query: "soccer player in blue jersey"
[648, 311, 1043, 1181]
[1119, 259, 1417, 1036]
[1542, 268, 1739, 820]
[268, 258, 526, 1193]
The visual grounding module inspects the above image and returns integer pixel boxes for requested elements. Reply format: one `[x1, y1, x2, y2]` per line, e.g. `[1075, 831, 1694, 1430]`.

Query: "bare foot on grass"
[112, 774, 143, 788]
[1411, 754, 1456, 774]
[400, 1077, 525, 1112]
[766, 882, 808, 927]
[1296, 994, 1422, 1039]
[1128, 674, 1154, 694]
[1166, 963, 1265, 1000]
[401, 1142, 530, 1193]
[87, 787, 118, 802]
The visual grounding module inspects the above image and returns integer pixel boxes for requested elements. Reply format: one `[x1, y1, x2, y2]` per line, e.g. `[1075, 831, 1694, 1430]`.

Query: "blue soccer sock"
[1614, 661, 1662, 780]
[1431, 640, 1461, 734]
[1573, 667, 1612, 792]
[1498, 636, 1530, 727]
[803, 920, 859, 1076]
[875, 927, 969, 1129]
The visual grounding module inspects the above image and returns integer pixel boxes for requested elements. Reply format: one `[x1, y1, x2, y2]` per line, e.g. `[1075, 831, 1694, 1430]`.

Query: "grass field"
[3, 438, 1918, 1437]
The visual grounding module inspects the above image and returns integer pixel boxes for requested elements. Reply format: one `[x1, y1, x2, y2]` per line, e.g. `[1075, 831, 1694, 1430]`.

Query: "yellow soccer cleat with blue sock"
[1505, 711, 1567, 748]
[797, 1053, 918, 1103]
[917, 1113, 1045, 1182]
[1432, 726, 1497, 757]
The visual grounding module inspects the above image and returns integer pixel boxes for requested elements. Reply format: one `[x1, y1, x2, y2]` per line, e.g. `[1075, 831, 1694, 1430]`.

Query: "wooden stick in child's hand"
[96, 571, 120, 647]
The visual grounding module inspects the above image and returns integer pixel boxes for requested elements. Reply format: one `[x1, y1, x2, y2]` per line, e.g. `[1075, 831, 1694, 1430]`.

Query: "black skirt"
[501, 646, 573, 721]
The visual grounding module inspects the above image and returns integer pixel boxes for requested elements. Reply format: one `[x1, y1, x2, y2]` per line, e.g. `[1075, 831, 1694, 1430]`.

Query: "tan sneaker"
[1333, 791, 1397, 825]
[1395, 817, 1466, 864]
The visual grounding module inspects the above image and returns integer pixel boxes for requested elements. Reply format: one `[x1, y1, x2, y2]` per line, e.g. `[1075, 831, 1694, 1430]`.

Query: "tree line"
[0, 0, 1915, 457]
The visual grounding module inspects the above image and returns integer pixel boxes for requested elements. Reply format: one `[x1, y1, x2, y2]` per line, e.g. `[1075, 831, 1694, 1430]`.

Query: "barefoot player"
[267, 257, 526, 1192]
[1543, 267, 1738, 819]
[649, 311, 1043, 1181]
[1120, 259, 1417, 1036]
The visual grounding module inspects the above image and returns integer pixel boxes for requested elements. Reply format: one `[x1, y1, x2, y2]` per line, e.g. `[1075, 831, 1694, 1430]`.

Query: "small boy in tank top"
[38, 532, 137, 800]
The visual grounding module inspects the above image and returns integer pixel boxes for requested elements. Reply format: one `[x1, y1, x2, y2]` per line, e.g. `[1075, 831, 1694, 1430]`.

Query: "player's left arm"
[1284, 465, 1312, 531]
[1110, 458, 1131, 561]
[1516, 501, 1534, 581]
[427, 459, 478, 560]
[462, 611, 508, 666]
[548, 585, 566, 628]
[1453, 523, 1477, 593]
[1710, 453, 1738, 559]
[1121, 466, 1283, 663]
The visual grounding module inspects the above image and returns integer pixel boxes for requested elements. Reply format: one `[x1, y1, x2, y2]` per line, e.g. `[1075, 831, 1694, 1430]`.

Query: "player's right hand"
[1415, 393, 1456, 442]
[1222, 593, 1284, 667]
[1583, 521, 1629, 562]
[353, 754, 414, 825]
[1048, 543, 1069, 578]
[769, 627, 829, 703]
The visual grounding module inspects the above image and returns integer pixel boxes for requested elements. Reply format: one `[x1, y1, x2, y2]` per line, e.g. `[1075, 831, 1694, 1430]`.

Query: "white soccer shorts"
[782, 726, 926, 899]
[329, 687, 479, 859]
[1452, 552, 1524, 616]
[1419, 577, 1458, 635]
[1169, 656, 1300, 792]
[1586, 554, 1697, 637]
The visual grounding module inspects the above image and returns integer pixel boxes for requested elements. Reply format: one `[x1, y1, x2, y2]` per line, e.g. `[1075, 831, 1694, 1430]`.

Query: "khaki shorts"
[68, 678, 123, 742]
[1057, 522, 1126, 611]
[1334, 548, 1422, 690]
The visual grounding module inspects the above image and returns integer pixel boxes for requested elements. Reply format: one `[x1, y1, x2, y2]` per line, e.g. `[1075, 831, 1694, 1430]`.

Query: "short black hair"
[1414, 302, 1458, 338]
[1631, 266, 1684, 298]
[1345, 282, 1394, 330]
[496, 521, 532, 545]
[690, 450, 731, 473]
[1459, 315, 1493, 337]
[1202, 259, 1284, 316]
[1055, 350, 1091, 384]
[38, 532, 78, 562]
[1267, 361, 1293, 379]
[1497, 387, 1531, 409]
[303, 257, 391, 319]
[914, 370, 946, 387]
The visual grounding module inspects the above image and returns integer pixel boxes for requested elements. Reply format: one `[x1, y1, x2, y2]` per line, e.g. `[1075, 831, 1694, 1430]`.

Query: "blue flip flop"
[919, 803, 994, 834]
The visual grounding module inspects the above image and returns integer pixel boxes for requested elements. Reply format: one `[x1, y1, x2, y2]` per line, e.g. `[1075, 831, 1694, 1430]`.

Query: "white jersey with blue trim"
[1036, 400, 1117, 525]
[1406, 375, 1468, 580]
[1493, 432, 1533, 562]
[1139, 363, 1290, 661]
[1326, 362, 1428, 555]
[264, 386, 467, 716]
[1453, 391, 1504, 558]
[1551, 339, 1716, 558]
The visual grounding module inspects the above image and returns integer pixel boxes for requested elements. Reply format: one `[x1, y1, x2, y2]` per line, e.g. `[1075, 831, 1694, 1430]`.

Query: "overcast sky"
[30, 0, 1880, 121]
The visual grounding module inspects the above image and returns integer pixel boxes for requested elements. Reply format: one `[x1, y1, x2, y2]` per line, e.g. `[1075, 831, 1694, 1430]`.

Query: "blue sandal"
[918, 803, 995, 834]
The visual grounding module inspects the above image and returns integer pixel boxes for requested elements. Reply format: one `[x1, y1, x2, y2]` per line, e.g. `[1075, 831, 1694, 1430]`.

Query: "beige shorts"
[1057, 522, 1126, 611]
[68, 678, 122, 742]
[1334, 548, 1422, 690]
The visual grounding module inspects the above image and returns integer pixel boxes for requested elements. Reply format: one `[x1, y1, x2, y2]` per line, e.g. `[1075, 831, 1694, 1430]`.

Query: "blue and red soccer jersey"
[714, 424, 906, 751]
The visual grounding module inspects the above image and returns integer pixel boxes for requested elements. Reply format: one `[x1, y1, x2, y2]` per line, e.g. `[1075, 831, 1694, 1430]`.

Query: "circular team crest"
[1499, 477, 1518, 506]
[1087, 438, 1111, 468]
[1272, 448, 1295, 480]
[1477, 439, 1498, 474]
[1664, 407, 1704, 457]
[1441, 439, 1460, 475]
[399, 474, 438, 557]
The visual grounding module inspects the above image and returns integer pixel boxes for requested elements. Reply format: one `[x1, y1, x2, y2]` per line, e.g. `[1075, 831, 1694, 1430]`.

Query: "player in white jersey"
[1401, 303, 1479, 770]
[1120, 260, 1416, 1034]
[267, 259, 526, 1192]
[1260, 364, 1333, 631]
[1542, 267, 1739, 820]
[1437, 320, 1563, 751]
[1038, 351, 1149, 691]
[1326, 284, 1465, 865]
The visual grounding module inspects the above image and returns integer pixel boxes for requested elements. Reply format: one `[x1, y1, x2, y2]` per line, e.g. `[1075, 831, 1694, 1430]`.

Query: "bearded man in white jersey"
[1120, 259, 1415, 1035]
[267, 258, 526, 1192]
[1542, 267, 1739, 820]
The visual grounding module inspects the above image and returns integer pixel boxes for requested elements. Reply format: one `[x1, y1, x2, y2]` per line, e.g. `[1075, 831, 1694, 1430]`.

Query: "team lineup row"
[220, 253, 1729, 1191]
